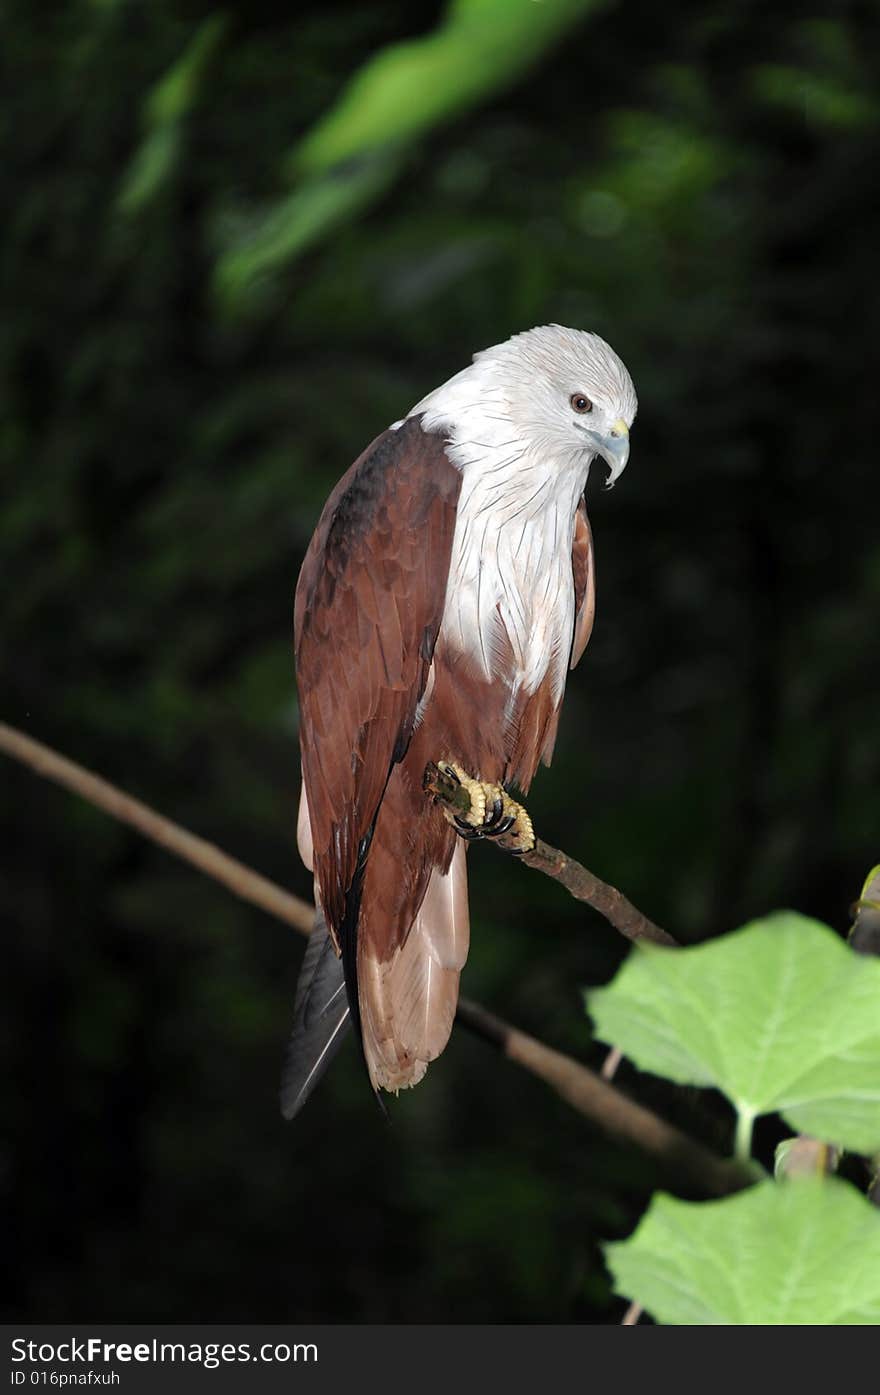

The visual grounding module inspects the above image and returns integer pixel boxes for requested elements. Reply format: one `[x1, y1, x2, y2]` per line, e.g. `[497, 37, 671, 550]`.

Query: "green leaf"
[587, 912, 880, 1154]
[215, 0, 607, 305]
[213, 156, 402, 311]
[117, 15, 228, 215]
[605, 1177, 880, 1324]
[295, 0, 605, 174]
[216, 1, 608, 305]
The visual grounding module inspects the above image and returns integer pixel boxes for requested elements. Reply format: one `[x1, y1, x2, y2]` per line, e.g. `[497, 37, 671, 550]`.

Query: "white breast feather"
[409, 357, 588, 706]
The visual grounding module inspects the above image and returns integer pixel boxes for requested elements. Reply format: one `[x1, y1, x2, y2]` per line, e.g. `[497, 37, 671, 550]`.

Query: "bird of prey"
[282, 324, 636, 1118]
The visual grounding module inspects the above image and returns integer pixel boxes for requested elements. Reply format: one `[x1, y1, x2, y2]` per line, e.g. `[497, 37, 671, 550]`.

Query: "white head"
[476, 324, 637, 487]
[411, 324, 637, 488]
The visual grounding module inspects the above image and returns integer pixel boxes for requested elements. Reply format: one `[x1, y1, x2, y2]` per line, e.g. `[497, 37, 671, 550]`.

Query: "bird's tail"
[280, 905, 351, 1120]
[358, 838, 470, 1093]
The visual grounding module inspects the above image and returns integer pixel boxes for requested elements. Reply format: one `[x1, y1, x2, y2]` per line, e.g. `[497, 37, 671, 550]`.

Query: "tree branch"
[456, 999, 748, 1197]
[0, 722, 313, 935]
[423, 760, 676, 947]
[0, 720, 749, 1196]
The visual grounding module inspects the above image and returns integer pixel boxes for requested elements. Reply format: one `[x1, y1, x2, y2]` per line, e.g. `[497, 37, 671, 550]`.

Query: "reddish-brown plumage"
[295, 416, 596, 1090]
[295, 417, 461, 948]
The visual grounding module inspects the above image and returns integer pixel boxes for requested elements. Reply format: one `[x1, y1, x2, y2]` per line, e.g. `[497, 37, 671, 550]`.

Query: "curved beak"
[591, 418, 630, 489]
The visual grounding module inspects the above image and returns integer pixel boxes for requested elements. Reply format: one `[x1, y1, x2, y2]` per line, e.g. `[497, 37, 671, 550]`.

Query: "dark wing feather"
[294, 415, 461, 1013]
[280, 909, 350, 1120]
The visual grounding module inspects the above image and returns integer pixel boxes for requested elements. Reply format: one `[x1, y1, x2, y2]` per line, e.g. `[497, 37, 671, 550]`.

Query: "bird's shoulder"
[295, 415, 460, 648]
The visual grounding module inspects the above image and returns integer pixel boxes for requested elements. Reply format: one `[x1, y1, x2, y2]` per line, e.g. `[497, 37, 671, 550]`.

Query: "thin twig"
[774, 1136, 839, 1179]
[423, 761, 676, 947]
[0, 721, 750, 1196]
[520, 841, 677, 946]
[621, 1301, 643, 1326]
[601, 1046, 624, 1081]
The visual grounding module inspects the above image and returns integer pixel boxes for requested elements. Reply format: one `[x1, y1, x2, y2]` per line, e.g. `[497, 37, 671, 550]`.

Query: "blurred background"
[2, 0, 878, 1323]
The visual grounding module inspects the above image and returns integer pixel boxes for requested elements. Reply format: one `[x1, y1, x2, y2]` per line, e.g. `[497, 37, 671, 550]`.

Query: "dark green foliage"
[2, 0, 878, 1322]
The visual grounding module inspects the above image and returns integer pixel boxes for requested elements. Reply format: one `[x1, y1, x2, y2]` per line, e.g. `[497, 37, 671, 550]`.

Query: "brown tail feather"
[359, 840, 469, 1091]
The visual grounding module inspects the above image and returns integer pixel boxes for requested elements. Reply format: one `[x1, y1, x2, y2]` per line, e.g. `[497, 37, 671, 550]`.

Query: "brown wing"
[570, 494, 596, 670]
[294, 416, 461, 949]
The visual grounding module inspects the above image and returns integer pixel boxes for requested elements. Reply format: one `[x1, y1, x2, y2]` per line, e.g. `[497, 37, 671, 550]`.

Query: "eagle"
[282, 325, 636, 1117]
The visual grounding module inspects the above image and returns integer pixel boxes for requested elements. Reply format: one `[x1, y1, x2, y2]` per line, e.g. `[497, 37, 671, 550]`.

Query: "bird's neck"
[410, 359, 592, 697]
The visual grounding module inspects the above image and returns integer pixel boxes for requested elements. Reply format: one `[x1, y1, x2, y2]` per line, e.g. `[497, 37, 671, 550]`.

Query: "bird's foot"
[433, 762, 536, 855]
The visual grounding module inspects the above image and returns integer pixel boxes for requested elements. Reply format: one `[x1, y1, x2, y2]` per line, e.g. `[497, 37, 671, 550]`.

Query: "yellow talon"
[438, 763, 536, 855]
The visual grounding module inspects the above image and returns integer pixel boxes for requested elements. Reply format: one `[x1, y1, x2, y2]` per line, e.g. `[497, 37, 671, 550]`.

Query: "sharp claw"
[442, 764, 461, 785]
[453, 816, 482, 840]
[492, 814, 517, 837]
[485, 794, 504, 829]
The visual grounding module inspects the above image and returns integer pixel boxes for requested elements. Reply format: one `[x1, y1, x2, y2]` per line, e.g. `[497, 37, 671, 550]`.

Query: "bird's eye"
[570, 394, 593, 414]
